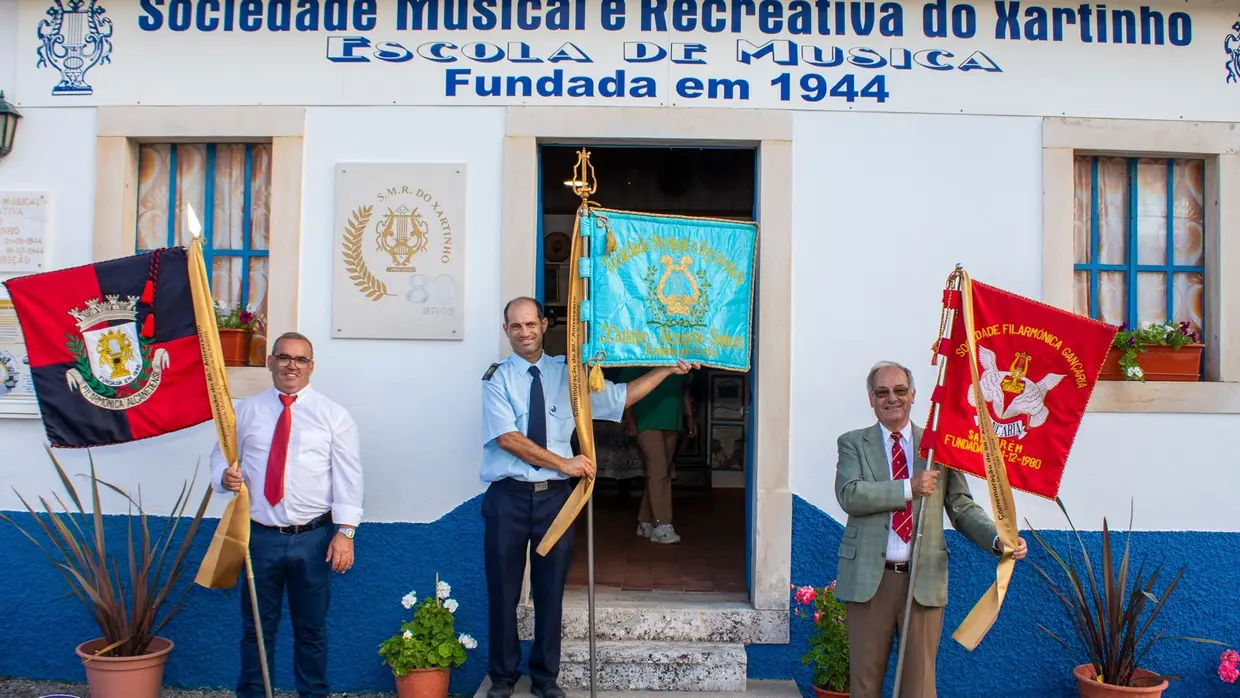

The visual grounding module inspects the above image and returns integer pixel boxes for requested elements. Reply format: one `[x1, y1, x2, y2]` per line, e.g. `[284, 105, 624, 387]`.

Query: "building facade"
[0, 0, 1238, 695]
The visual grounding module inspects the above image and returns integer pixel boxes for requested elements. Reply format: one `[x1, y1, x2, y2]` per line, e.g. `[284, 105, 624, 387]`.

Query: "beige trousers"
[845, 568, 944, 698]
[635, 429, 678, 525]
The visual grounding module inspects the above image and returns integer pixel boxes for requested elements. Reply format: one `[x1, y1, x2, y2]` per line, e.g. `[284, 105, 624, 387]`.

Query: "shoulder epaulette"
[482, 363, 500, 381]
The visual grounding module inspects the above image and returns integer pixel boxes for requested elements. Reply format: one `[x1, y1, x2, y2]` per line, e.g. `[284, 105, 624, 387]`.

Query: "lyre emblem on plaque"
[375, 205, 430, 273]
[36, 0, 115, 96]
[655, 255, 701, 316]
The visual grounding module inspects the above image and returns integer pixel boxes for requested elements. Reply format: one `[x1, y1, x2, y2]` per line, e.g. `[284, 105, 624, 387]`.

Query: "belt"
[252, 512, 332, 534]
[492, 477, 570, 492]
[885, 560, 910, 573]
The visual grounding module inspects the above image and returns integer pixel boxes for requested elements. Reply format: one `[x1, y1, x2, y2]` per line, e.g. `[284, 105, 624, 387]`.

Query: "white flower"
[436, 581, 451, 600]
[402, 630, 412, 641]
[245, 303, 256, 313]
[458, 633, 477, 650]
[444, 599, 459, 614]
[215, 299, 229, 311]
[1125, 365, 1144, 379]
[401, 592, 417, 609]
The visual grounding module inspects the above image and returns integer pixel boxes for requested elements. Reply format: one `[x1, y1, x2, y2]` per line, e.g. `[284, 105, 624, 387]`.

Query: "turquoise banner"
[579, 207, 758, 371]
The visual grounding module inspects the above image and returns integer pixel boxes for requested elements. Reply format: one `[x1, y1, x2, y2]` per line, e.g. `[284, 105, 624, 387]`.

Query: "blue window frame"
[134, 142, 270, 316]
[1073, 155, 1206, 337]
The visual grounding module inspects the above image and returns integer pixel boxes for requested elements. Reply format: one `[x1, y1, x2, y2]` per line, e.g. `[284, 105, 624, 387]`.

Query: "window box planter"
[1098, 343, 1203, 382]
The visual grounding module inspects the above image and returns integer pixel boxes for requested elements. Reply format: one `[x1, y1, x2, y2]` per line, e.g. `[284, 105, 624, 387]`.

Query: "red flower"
[239, 311, 253, 325]
[794, 585, 817, 605]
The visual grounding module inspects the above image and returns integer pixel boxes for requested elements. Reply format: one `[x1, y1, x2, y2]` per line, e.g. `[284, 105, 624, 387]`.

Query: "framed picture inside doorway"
[709, 423, 745, 471]
[709, 372, 745, 422]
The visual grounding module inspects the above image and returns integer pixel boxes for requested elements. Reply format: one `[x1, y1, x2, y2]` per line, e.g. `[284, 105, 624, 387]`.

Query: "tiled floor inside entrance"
[566, 485, 745, 593]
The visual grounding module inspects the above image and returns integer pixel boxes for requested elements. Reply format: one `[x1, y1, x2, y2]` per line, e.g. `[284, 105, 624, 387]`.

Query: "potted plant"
[792, 581, 849, 697]
[379, 575, 477, 698]
[214, 300, 265, 367]
[0, 446, 211, 698]
[1100, 321, 1203, 382]
[1025, 498, 1225, 697]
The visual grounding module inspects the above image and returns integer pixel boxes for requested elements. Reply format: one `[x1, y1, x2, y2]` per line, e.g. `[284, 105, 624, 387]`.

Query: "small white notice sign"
[0, 192, 48, 274]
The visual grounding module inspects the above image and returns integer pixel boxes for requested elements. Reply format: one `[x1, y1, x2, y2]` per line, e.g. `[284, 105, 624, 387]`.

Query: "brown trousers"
[845, 569, 944, 698]
[636, 429, 678, 525]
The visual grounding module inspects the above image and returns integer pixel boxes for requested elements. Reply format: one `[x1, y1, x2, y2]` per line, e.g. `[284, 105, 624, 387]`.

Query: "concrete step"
[558, 640, 746, 692]
[517, 591, 788, 645]
[473, 675, 803, 697]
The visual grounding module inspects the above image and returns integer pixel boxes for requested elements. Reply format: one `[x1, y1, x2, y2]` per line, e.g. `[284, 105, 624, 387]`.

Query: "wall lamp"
[0, 91, 22, 159]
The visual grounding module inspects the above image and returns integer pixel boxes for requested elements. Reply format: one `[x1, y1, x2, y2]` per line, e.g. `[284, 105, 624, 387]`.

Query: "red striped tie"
[891, 432, 912, 543]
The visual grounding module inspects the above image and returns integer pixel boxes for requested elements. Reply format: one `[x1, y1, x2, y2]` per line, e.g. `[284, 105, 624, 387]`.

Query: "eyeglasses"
[872, 386, 910, 399]
[273, 354, 312, 368]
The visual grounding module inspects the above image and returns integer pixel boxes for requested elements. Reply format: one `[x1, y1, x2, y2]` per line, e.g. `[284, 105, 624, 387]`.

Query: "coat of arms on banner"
[580, 208, 757, 371]
[65, 295, 169, 410]
[36, 0, 114, 96]
[331, 163, 467, 341]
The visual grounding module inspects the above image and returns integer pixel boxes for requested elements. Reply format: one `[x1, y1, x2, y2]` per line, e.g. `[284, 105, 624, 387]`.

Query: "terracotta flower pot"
[218, 328, 254, 367]
[814, 686, 849, 698]
[1099, 344, 1203, 382]
[75, 636, 174, 698]
[1072, 663, 1169, 697]
[394, 667, 451, 698]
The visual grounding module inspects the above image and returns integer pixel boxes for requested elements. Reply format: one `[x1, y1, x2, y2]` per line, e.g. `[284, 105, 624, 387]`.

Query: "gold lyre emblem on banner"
[655, 254, 701, 316]
[1000, 352, 1030, 395]
[376, 205, 429, 272]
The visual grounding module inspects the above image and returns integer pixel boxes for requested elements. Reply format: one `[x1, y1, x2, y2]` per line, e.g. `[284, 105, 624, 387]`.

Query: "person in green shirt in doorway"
[617, 365, 695, 544]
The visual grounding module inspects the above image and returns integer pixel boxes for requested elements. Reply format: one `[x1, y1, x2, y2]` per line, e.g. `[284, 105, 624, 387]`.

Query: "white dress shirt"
[878, 421, 915, 563]
[210, 384, 364, 528]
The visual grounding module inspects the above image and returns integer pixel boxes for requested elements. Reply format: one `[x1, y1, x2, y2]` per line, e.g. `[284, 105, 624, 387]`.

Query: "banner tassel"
[588, 363, 605, 393]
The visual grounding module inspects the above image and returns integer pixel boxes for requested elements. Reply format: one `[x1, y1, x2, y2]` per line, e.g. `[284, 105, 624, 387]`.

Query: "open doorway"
[536, 144, 757, 595]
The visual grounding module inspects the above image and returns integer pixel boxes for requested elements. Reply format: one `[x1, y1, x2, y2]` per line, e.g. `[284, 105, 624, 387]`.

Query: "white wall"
[0, 101, 1233, 533]
[786, 109, 1238, 533]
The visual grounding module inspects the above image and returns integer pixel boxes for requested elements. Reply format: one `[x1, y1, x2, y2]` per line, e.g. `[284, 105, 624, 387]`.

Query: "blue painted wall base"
[752, 497, 1240, 698]
[2, 494, 1237, 697]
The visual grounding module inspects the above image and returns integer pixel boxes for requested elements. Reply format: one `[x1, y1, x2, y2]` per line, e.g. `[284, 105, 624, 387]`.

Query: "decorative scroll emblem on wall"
[36, 0, 114, 96]
[1227, 17, 1240, 84]
[0, 350, 18, 397]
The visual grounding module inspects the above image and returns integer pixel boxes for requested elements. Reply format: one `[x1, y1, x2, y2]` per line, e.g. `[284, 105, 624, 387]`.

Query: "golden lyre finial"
[569, 149, 597, 203]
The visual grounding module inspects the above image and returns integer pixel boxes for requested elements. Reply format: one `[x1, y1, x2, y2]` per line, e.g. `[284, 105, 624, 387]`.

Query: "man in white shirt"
[211, 331, 363, 698]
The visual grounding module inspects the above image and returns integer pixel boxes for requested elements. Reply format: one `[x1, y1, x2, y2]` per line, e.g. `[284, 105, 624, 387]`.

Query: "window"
[134, 143, 272, 321]
[1072, 156, 1206, 341]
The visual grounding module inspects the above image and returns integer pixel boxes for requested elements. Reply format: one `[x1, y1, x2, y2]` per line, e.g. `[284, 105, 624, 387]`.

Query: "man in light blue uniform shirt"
[480, 297, 697, 698]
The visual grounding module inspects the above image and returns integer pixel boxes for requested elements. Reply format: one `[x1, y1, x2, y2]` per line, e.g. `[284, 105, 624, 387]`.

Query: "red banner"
[919, 280, 1117, 500]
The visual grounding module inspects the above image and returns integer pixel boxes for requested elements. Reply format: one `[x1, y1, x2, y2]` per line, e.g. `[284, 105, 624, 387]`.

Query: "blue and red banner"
[3, 248, 214, 448]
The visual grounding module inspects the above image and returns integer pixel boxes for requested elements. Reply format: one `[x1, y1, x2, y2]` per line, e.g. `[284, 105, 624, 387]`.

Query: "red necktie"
[264, 393, 297, 506]
[891, 432, 912, 543]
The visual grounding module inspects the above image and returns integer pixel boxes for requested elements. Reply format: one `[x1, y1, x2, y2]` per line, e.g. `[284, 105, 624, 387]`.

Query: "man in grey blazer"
[833, 360, 1027, 698]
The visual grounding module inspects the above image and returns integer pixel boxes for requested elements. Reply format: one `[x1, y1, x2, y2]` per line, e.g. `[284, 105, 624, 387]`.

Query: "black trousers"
[238, 517, 334, 698]
[483, 478, 575, 690]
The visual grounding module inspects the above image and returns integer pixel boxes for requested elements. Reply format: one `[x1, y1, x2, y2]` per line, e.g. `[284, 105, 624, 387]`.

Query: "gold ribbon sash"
[189, 236, 251, 589]
[536, 207, 594, 556]
[950, 270, 1020, 650]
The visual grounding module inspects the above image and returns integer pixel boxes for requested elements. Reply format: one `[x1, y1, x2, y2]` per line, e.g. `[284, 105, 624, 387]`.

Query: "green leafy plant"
[0, 446, 211, 657]
[793, 580, 849, 692]
[379, 575, 477, 676]
[1111, 321, 1198, 381]
[1025, 498, 1224, 686]
[214, 299, 265, 333]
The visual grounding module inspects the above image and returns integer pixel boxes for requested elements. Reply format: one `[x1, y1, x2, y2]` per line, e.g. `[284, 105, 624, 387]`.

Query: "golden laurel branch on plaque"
[341, 205, 394, 301]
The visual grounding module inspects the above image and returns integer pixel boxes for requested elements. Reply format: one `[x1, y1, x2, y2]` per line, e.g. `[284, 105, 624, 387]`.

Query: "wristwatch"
[340, 527, 356, 539]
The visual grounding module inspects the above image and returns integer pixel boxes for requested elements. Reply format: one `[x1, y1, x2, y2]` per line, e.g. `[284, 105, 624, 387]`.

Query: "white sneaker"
[636, 522, 653, 537]
[649, 524, 681, 544]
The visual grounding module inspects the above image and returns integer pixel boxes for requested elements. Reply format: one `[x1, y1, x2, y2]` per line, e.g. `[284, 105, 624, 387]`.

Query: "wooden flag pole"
[891, 264, 962, 698]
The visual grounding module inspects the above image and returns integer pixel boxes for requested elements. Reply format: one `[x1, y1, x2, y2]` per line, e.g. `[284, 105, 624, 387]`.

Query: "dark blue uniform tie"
[527, 365, 546, 449]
